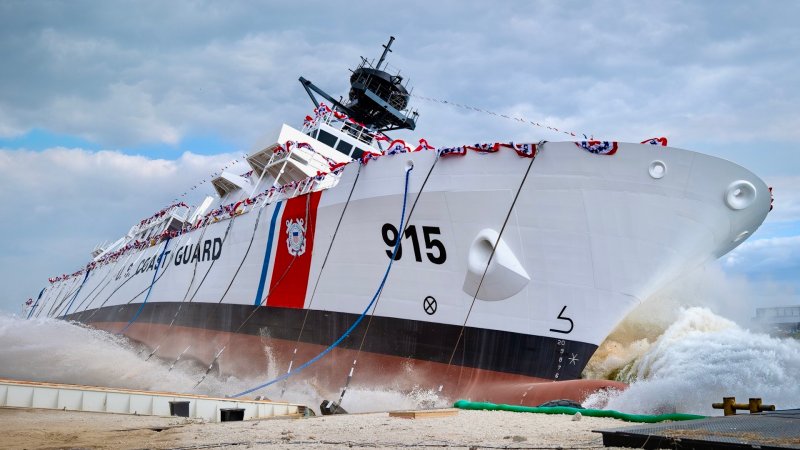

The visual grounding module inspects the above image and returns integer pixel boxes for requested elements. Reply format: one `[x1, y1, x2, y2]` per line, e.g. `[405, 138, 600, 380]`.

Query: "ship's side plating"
[34, 127, 770, 403]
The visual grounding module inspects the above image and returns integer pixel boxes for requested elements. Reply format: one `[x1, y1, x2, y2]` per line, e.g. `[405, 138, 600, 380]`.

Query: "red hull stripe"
[266, 191, 322, 308]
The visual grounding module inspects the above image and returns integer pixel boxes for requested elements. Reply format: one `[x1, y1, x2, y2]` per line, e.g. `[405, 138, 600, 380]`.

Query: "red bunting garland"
[48, 121, 637, 286]
[641, 137, 668, 146]
[137, 202, 189, 228]
[413, 139, 435, 152]
[360, 150, 382, 165]
[497, 142, 538, 158]
[575, 141, 618, 155]
[467, 143, 500, 154]
[386, 139, 411, 155]
[437, 146, 468, 157]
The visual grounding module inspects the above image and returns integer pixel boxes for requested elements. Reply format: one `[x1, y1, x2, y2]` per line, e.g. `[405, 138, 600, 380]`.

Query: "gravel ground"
[0, 407, 644, 449]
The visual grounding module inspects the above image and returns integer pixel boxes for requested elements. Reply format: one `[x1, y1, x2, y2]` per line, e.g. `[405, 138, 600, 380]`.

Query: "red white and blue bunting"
[641, 137, 668, 146]
[575, 141, 618, 155]
[437, 146, 468, 158]
[304, 102, 391, 143]
[386, 139, 411, 155]
[414, 139, 435, 152]
[137, 202, 189, 228]
[51, 110, 665, 285]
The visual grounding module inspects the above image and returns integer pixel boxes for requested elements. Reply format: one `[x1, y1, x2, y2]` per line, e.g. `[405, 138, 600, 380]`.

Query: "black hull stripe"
[68, 302, 596, 380]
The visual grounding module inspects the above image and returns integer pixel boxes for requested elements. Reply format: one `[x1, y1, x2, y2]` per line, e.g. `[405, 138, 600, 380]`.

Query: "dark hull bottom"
[73, 301, 625, 406]
[90, 321, 624, 406]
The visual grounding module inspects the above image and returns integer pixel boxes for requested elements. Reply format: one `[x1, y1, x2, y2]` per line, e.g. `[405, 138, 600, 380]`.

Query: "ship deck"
[596, 409, 800, 449]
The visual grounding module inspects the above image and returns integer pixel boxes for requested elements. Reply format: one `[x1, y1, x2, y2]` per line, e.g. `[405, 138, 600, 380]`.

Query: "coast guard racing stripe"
[267, 191, 322, 308]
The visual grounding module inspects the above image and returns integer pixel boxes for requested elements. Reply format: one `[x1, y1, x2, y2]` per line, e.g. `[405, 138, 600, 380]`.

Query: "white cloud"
[762, 176, 800, 223]
[0, 147, 239, 312]
[0, 1, 798, 155]
[723, 235, 800, 278]
[1, 0, 800, 311]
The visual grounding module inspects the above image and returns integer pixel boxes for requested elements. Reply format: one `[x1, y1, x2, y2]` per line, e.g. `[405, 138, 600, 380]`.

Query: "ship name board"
[115, 237, 223, 281]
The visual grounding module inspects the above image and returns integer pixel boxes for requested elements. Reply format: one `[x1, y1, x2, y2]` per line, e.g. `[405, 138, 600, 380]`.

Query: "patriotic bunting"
[413, 138, 435, 152]
[137, 202, 190, 228]
[575, 141, 618, 155]
[467, 143, 499, 154]
[498, 142, 538, 158]
[360, 150, 382, 165]
[386, 139, 411, 155]
[49, 101, 633, 286]
[438, 146, 468, 158]
[641, 137, 668, 146]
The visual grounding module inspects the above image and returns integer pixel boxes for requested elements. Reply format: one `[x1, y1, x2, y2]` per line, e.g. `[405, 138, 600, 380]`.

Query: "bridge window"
[317, 129, 338, 148]
[351, 147, 365, 160]
[335, 140, 353, 156]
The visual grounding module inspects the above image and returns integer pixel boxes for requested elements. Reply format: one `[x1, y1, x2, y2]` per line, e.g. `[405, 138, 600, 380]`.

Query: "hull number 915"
[382, 224, 446, 264]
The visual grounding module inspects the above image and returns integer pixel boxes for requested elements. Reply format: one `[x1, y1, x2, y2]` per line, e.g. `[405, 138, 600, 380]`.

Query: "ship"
[26, 37, 771, 408]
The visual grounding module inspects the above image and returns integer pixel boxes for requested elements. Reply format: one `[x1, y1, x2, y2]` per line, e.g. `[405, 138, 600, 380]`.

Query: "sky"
[1, 0, 798, 315]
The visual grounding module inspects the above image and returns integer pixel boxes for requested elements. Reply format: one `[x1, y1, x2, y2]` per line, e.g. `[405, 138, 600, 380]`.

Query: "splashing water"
[583, 307, 800, 415]
[0, 313, 242, 396]
[0, 313, 446, 413]
[6, 263, 799, 418]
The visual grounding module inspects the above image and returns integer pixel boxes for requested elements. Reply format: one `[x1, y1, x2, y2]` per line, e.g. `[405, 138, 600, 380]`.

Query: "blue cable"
[119, 237, 171, 334]
[231, 165, 413, 398]
[27, 287, 45, 320]
[61, 269, 92, 318]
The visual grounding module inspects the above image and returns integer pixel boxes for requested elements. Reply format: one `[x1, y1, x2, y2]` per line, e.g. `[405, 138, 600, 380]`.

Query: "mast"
[299, 37, 418, 132]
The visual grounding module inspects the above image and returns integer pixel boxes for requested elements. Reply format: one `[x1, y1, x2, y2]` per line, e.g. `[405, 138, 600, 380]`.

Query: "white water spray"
[0, 314, 446, 413]
[583, 307, 800, 415]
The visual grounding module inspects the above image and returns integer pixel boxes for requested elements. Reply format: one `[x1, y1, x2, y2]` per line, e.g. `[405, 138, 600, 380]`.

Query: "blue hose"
[119, 237, 171, 334]
[62, 269, 92, 318]
[231, 165, 413, 398]
[27, 287, 46, 320]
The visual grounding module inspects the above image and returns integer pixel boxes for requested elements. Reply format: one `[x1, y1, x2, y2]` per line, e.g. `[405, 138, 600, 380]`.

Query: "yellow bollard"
[712, 397, 775, 416]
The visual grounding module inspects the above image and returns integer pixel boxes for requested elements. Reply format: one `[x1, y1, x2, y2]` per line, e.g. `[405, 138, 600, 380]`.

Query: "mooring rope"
[145, 215, 243, 360]
[117, 233, 192, 308]
[83, 242, 158, 322]
[230, 163, 414, 398]
[185, 213, 240, 303]
[70, 259, 120, 320]
[118, 237, 172, 334]
[60, 268, 93, 318]
[179, 221, 213, 303]
[26, 287, 45, 320]
[279, 165, 362, 398]
[442, 142, 543, 389]
[215, 207, 265, 304]
[40, 284, 67, 318]
[329, 156, 439, 411]
[47, 280, 82, 318]
[194, 194, 310, 389]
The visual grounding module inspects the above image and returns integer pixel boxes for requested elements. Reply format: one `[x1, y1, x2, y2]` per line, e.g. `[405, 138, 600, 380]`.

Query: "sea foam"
[0, 313, 446, 413]
[583, 307, 800, 415]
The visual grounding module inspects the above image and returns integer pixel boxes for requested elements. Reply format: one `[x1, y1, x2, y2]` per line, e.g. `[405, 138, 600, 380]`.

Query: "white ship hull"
[29, 126, 770, 405]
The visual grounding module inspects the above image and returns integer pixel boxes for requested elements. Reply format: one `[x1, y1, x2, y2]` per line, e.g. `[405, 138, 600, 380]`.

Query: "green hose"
[453, 400, 705, 423]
